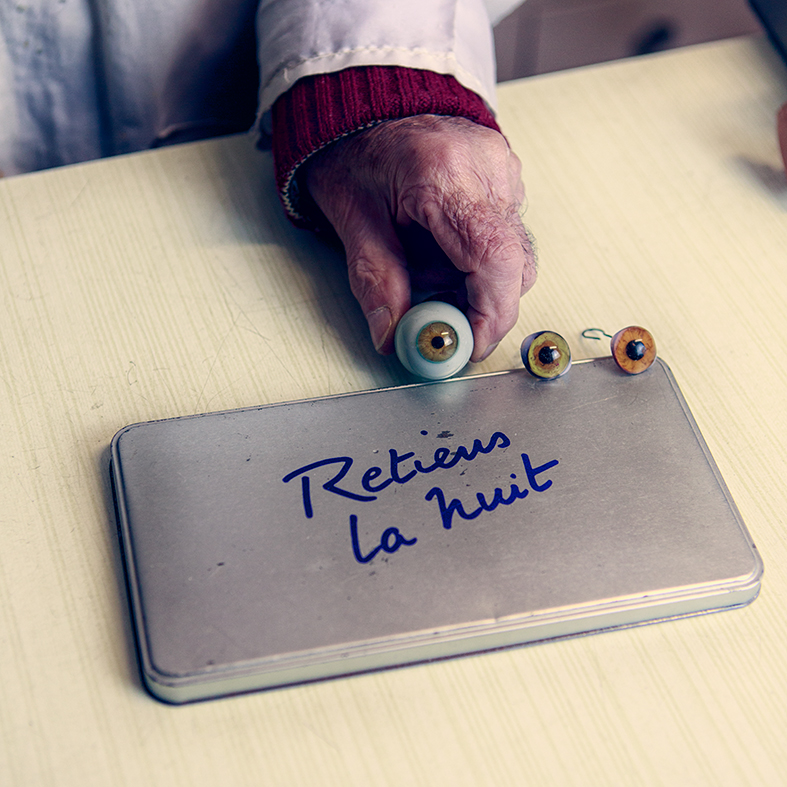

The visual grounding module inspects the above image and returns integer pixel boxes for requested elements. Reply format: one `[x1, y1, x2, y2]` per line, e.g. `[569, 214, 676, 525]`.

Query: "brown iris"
[610, 326, 656, 374]
[417, 321, 459, 363]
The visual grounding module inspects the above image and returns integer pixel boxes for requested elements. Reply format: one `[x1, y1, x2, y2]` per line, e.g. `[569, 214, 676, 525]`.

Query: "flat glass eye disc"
[417, 321, 458, 362]
[394, 302, 474, 380]
[610, 326, 657, 374]
[521, 331, 571, 379]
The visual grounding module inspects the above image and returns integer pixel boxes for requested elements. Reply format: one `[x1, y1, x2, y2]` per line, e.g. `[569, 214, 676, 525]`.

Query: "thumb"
[339, 208, 412, 355]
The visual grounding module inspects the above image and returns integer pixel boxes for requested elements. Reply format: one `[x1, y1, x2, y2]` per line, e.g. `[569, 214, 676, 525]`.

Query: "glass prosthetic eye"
[582, 326, 657, 374]
[394, 301, 474, 380]
[610, 326, 657, 374]
[521, 331, 572, 379]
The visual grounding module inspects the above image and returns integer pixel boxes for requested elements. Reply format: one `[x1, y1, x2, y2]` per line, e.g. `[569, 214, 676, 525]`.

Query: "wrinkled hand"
[305, 115, 537, 363]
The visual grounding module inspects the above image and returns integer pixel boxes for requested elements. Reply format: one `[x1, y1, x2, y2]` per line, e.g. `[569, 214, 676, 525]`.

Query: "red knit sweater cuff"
[271, 66, 500, 228]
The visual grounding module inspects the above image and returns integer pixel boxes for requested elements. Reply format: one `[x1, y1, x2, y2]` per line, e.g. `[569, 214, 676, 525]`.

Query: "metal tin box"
[111, 359, 762, 703]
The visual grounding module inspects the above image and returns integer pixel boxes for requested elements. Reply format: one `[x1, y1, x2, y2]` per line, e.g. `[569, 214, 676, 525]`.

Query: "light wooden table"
[2, 35, 786, 787]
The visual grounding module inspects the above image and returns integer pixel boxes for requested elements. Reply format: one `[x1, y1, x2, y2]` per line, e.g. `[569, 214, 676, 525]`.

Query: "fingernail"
[478, 341, 499, 362]
[367, 306, 393, 352]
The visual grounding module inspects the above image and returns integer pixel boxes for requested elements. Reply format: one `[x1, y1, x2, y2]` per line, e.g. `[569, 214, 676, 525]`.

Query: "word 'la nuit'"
[350, 452, 559, 564]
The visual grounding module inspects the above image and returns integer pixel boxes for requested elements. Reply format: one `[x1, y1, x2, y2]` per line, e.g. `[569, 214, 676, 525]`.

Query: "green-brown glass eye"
[521, 331, 571, 379]
[394, 302, 473, 379]
[610, 326, 656, 374]
[417, 321, 458, 362]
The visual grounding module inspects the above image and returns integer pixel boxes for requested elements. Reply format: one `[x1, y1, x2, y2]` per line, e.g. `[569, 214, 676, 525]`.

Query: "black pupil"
[626, 340, 646, 361]
[538, 346, 559, 365]
[431, 336, 445, 349]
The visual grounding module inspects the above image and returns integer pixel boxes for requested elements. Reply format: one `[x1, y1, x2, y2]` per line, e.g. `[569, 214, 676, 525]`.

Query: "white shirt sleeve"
[255, 0, 513, 129]
[0, 0, 524, 175]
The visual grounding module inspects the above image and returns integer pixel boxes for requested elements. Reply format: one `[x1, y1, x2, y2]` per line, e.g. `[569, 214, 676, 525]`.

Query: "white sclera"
[394, 301, 474, 380]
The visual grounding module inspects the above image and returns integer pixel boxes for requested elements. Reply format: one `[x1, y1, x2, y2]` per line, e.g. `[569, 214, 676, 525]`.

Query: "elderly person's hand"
[305, 115, 537, 363]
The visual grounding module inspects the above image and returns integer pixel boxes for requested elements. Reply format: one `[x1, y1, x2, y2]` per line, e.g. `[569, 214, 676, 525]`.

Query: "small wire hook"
[581, 328, 613, 341]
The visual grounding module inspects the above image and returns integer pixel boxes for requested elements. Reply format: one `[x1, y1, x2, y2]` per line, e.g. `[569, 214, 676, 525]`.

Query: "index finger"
[418, 195, 537, 362]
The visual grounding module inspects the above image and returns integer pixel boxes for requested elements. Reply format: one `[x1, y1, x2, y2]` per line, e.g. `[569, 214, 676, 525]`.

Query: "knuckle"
[347, 255, 386, 304]
[450, 197, 531, 268]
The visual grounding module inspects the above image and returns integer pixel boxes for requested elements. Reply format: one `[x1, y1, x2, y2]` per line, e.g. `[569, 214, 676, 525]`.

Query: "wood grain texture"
[1, 35, 786, 787]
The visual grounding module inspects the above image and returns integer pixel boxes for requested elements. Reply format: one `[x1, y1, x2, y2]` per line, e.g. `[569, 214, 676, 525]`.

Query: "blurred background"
[493, 0, 764, 81]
